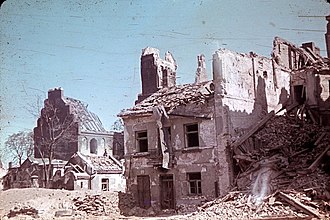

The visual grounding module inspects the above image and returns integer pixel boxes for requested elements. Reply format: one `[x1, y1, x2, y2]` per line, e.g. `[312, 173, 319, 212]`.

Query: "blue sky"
[0, 0, 329, 162]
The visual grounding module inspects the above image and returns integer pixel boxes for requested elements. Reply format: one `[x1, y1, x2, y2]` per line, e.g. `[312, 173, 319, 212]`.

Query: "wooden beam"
[232, 111, 275, 150]
[277, 192, 321, 218]
[314, 132, 327, 146]
[307, 145, 330, 172]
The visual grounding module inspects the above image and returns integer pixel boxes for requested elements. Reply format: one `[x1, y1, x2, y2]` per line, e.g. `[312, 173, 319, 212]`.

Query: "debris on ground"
[7, 205, 39, 219]
[73, 194, 120, 217]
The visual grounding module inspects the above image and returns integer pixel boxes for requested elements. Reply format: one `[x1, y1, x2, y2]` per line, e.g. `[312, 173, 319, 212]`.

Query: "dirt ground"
[0, 188, 188, 220]
[0, 188, 121, 219]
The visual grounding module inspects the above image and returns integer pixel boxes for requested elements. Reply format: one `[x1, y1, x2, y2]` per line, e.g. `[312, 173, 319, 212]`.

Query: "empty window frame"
[187, 172, 202, 195]
[101, 178, 109, 191]
[185, 123, 199, 148]
[136, 131, 148, 152]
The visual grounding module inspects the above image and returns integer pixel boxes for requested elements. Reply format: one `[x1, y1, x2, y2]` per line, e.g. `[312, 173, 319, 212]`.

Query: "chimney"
[326, 15, 330, 58]
[48, 87, 64, 101]
[195, 54, 208, 83]
[137, 47, 177, 103]
[8, 162, 12, 169]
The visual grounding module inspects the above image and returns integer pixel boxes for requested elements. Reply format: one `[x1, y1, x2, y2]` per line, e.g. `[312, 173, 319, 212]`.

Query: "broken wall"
[91, 173, 124, 192]
[213, 48, 291, 134]
[212, 49, 291, 196]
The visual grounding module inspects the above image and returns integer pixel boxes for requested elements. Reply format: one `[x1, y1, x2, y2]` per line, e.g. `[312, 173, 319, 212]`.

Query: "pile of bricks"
[227, 110, 330, 219]
[234, 114, 330, 194]
[182, 190, 328, 219]
[73, 194, 120, 216]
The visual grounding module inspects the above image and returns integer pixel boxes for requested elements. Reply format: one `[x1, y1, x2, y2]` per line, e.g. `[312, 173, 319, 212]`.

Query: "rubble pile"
[73, 194, 120, 217]
[234, 115, 329, 195]
[183, 190, 328, 219]
[7, 204, 39, 218]
[225, 112, 330, 219]
[118, 192, 137, 215]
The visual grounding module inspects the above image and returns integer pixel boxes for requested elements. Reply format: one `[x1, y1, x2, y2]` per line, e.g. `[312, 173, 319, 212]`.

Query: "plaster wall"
[90, 173, 124, 192]
[78, 133, 113, 157]
[213, 49, 291, 132]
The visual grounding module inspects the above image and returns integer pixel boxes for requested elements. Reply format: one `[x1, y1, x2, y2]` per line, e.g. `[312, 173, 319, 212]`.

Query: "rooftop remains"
[119, 80, 214, 117]
[78, 153, 122, 174]
[272, 36, 329, 72]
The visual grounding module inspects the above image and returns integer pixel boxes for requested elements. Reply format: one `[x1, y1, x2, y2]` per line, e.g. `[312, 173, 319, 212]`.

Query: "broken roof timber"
[119, 81, 214, 117]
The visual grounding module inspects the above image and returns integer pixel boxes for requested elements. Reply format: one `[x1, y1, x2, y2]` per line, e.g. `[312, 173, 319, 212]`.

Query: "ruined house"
[118, 46, 291, 209]
[272, 36, 330, 125]
[3, 88, 124, 190]
[63, 152, 124, 191]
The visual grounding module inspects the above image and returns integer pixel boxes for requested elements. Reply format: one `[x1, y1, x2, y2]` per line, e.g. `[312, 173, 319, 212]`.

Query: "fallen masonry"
[73, 194, 120, 217]
[181, 190, 326, 219]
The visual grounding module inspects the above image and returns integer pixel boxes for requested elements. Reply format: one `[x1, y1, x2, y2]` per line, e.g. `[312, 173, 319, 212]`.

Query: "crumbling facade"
[119, 46, 291, 209]
[273, 37, 330, 125]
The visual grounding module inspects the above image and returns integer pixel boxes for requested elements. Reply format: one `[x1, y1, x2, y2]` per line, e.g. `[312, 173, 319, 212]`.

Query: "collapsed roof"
[67, 152, 122, 175]
[119, 81, 214, 117]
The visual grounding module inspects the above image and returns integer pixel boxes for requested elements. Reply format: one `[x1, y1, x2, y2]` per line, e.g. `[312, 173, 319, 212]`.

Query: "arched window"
[90, 138, 98, 154]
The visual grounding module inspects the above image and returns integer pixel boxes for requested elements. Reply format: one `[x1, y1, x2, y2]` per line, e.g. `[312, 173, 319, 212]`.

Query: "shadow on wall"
[278, 87, 289, 106]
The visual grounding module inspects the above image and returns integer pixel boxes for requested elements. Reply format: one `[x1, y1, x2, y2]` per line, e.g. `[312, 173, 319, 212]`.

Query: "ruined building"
[272, 36, 330, 125]
[34, 88, 118, 160]
[119, 45, 292, 209]
[3, 88, 125, 191]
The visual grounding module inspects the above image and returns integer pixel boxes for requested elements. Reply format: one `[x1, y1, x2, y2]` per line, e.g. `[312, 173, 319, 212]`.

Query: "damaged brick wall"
[212, 48, 291, 196]
[213, 48, 291, 134]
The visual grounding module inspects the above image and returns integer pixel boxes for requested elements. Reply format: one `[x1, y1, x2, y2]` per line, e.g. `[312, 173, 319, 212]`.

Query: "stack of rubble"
[118, 192, 137, 215]
[182, 190, 328, 219]
[226, 110, 330, 218]
[72, 194, 120, 217]
[234, 115, 329, 194]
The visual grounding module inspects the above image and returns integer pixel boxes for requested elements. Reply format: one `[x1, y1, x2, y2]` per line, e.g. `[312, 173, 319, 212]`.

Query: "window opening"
[185, 124, 199, 148]
[90, 138, 98, 154]
[101, 178, 109, 191]
[136, 131, 148, 152]
[187, 172, 202, 195]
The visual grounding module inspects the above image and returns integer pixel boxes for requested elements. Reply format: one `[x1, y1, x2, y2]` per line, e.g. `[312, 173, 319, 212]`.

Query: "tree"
[5, 131, 34, 166]
[34, 100, 78, 188]
[111, 118, 124, 131]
